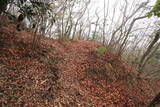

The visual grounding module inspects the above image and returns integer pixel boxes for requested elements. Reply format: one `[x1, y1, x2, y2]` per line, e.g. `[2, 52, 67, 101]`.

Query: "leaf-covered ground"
[0, 24, 160, 107]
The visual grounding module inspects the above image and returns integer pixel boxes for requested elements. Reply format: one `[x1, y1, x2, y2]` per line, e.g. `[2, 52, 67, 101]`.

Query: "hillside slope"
[0, 25, 160, 107]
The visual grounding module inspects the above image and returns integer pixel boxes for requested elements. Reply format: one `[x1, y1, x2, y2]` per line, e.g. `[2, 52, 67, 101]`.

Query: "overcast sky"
[85, 0, 157, 32]
[88, 0, 156, 19]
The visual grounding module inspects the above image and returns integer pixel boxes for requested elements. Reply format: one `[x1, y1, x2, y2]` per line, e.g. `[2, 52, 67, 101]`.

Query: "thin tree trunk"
[138, 31, 160, 75]
[148, 92, 160, 107]
[117, 16, 147, 57]
[140, 42, 160, 71]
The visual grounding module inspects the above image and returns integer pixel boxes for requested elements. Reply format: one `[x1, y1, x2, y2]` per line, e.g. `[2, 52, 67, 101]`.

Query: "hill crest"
[0, 24, 159, 107]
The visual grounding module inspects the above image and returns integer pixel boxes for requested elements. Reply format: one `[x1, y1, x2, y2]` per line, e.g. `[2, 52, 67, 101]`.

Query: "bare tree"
[138, 31, 160, 74]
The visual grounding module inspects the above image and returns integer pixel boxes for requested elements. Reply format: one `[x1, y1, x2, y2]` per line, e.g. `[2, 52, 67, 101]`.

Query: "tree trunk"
[148, 92, 160, 107]
[141, 43, 160, 70]
[138, 31, 160, 74]
[117, 16, 147, 57]
[0, 0, 9, 15]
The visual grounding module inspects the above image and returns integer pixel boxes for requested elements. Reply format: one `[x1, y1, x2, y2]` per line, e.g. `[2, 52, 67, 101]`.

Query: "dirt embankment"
[0, 25, 160, 107]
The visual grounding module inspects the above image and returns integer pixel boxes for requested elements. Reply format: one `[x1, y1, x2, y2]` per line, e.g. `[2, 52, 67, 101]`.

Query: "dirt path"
[51, 41, 98, 106]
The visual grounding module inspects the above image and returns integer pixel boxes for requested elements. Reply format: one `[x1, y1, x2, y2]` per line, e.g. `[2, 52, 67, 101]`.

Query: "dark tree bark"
[148, 92, 160, 107]
[0, 0, 8, 15]
[138, 31, 160, 73]
[141, 43, 160, 70]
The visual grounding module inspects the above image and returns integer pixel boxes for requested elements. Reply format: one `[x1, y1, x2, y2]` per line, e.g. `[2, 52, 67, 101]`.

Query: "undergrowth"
[95, 46, 107, 56]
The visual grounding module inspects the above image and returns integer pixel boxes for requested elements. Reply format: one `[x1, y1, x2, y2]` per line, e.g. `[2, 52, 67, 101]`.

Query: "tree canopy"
[148, 0, 160, 17]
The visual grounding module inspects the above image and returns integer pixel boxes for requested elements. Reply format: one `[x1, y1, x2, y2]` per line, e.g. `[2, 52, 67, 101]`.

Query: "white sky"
[88, 0, 156, 19]
[85, 0, 157, 32]
[77, 0, 158, 44]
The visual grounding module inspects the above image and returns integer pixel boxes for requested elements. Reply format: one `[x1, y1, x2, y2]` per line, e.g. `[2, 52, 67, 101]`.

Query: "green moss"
[95, 46, 107, 56]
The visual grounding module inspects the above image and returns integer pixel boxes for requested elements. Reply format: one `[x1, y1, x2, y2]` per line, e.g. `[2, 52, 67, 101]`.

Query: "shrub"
[95, 46, 107, 56]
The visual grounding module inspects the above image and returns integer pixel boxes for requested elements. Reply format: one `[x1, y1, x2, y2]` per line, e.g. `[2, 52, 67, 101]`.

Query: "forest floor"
[0, 24, 160, 107]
